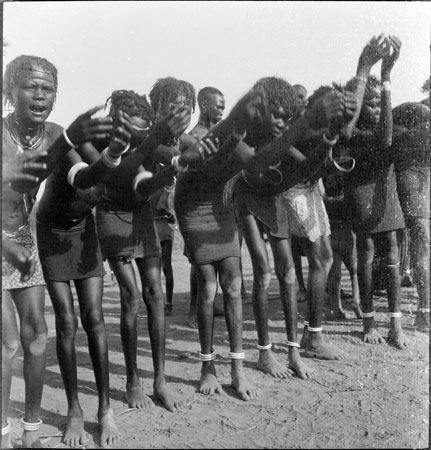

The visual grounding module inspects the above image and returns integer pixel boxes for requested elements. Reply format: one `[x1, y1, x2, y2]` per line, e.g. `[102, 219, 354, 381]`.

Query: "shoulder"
[45, 121, 64, 142]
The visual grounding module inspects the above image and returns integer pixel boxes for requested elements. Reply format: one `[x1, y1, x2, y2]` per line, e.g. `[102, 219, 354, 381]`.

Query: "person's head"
[106, 90, 154, 147]
[293, 84, 307, 115]
[346, 74, 381, 130]
[248, 76, 297, 145]
[197, 87, 225, 125]
[3, 55, 58, 125]
[392, 101, 430, 131]
[149, 77, 196, 125]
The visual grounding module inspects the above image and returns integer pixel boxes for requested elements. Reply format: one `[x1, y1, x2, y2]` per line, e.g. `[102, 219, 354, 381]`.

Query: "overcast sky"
[3, 1, 430, 129]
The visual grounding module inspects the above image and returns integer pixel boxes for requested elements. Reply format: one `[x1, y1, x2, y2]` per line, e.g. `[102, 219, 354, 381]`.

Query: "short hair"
[149, 76, 196, 114]
[3, 55, 58, 107]
[293, 84, 307, 95]
[106, 90, 155, 125]
[197, 86, 224, 108]
[392, 102, 430, 130]
[252, 76, 297, 118]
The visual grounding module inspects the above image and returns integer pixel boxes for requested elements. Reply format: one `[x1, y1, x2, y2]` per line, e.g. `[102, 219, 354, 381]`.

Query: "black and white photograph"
[1, 1, 429, 448]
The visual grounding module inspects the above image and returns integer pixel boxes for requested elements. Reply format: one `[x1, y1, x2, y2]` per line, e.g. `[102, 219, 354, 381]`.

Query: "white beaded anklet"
[199, 351, 216, 361]
[362, 311, 375, 318]
[287, 341, 300, 348]
[419, 308, 430, 314]
[1, 421, 11, 436]
[307, 326, 322, 333]
[389, 312, 402, 318]
[257, 342, 272, 351]
[20, 417, 42, 431]
[228, 351, 245, 360]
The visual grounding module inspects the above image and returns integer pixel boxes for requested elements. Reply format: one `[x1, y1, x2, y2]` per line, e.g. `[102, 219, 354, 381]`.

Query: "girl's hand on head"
[66, 105, 113, 146]
[108, 110, 133, 157]
[229, 87, 268, 134]
[152, 105, 192, 144]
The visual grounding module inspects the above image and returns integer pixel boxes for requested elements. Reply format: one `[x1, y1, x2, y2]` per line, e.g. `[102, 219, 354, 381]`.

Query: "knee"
[119, 287, 141, 315]
[385, 246, 399, 266]
[220, 276, 241, 300]
[81, 310, 105, 335]
[56, 313, 78, 340]
[275, 266, 296, 285]
[21, 322, 48, 357]
[2, 337, 20, 362]
[142, 283, 164, 306]
[254, 267, 272, 290]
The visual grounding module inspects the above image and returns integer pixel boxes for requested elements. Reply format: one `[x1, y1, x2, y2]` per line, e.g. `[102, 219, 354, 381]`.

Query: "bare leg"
[292, 237, 307, 303]
[343, 230, 362, 318]
[2, 291, 20, 449]
[187, 264, 198, 328]
[110, 259, 153, 409]
[269, 236, 313, 379]
[219, 257, 258, 400]
[160, 239, 174, 315]
[137, 256, 185, 411]
[47, 281, 89, 447]
[325, 243, 347, 320]
[239, 214, 292, 378]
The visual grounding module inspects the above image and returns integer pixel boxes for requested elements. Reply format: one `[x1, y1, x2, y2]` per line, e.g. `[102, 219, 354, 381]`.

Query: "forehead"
[208, 94, 225, 105]
[294, 86, 307, 97]
[17, 64, 55, 86]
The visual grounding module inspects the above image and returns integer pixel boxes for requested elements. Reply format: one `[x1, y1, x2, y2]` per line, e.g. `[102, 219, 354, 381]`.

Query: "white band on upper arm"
[132, 170, 153, 192]
[67, 162, 89, 187]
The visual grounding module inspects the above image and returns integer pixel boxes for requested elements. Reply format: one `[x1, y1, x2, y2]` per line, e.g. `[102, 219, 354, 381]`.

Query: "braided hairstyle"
[252, 76, 297, 120]
[106, 89, 155, 126]
[149, 76, 196, 115]
[3, 55, 58, 108]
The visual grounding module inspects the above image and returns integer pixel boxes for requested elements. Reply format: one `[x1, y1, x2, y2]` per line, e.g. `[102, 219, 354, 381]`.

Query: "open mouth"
[30, 105, 47, 113]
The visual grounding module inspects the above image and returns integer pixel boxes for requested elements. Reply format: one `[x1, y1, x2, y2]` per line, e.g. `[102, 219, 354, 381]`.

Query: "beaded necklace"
[6, 113, 46, 151]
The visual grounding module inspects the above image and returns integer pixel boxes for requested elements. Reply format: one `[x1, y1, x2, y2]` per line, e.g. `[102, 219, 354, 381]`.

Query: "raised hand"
[358, 33, 390, 69]
[382, 35, 401, 77]
[108, 110, 134, 157]
[152, 105, 192, 144]
[320, 90, 357, 138]
[65, 105, 113, 147]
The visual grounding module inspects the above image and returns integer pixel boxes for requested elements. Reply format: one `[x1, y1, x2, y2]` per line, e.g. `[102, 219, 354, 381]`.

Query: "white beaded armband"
[101, 148, 121, 168]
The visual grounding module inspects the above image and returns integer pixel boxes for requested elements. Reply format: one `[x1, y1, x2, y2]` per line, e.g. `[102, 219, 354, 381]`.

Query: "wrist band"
[21, 417, 42, 431]
[389, 312, 402, 318]
[228, 351, 245, 360]
[382, 81, 391, 91]
[132, 170, 153, 191]
[63, 129, 78, 149]
[287, 341, 300, 348]
[257, 342, 272, 351]
[101, 148, 121, 168]
[418, 308, 430, 314]
[322, 133, 339, 147]
[67, 162, 88, 187]
[117, 142, 130, 155]
[171, 155, 188, 173]
[362, 311, 375, 318]
[307, 326, 322, 333]
[199, 351, 216, 361]
[1, 421, 10, 436]
[356, 75, 367, 84]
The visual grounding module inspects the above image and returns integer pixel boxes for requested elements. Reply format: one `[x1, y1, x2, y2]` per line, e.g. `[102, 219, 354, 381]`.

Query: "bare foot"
[387, 328, 408, 349]
[231, 364, 258, 401]
[186, 314, 198, 329]
[98, 408, 121, 448]
[363, 318, 385, 345]
[351, 302, 363, 319]
[288, 348, 314, 379]
[126, 383, 154, 409]
[22, 430, 44, 448]
[199, 361, 224, 396]
[154, 379, 186, 412]
[64, 410, 89, 448]
[256, 349, 293, 378]
[303, 333, 344, 360]
[415, 311, 430, 334]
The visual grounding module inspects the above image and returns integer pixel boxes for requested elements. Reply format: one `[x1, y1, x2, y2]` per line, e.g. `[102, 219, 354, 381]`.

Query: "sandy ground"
[7, 228, 429, 449]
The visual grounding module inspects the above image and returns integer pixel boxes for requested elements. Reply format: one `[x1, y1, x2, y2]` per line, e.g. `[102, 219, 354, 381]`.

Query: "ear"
[201, 100, 208, 113]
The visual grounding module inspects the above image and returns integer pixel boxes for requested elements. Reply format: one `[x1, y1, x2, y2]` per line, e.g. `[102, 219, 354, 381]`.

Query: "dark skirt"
[154, 217, 175, 243]
[96, 203, 161, 261]
[36, 214, 105, 281]
[396, 165, 430, 219]
[174, 191, 240, 265]
[233, 174, 290, 239]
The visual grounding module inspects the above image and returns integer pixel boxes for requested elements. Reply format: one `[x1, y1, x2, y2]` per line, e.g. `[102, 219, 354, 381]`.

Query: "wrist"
[322, 132, 339, 146]
[63, 129, 78, 149]
[101, 148, 121, 168]
[171, 155, 188, 173]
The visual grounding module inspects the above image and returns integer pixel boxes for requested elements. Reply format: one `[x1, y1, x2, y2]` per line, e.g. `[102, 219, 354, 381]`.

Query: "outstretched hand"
[228, 87, 268, 134]
[382, 34, 401, 76]
[179, 136, 220, 166]
[152, 105, 192, 144]
[66, 105, 113, 147]
[3, 146, 48, 184]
